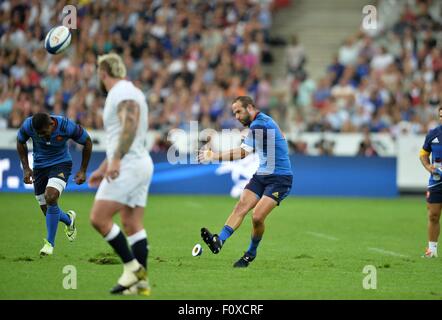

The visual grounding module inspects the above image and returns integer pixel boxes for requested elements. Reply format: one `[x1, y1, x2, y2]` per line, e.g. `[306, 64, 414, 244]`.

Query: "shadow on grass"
[293, 254, 313, 259]
[13, 256, 34, 262]
[88, 252, 120, 265]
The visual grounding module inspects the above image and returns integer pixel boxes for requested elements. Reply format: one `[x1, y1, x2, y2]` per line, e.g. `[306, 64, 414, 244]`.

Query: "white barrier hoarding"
[397, 135, 428, 192]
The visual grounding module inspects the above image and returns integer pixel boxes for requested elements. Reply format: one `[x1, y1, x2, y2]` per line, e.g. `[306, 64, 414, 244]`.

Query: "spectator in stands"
[288, 139, 308, 155]
[312, 76, 332, 110]
[327, 54, 345, 86]
[256, 72, 272, 115]
[357, 128, 378, 157]
[338, 36, 361, 66]
[314, 137, 335, 156]
[292, 70, 316, 115]
[286, 34, 305, 76]
[370, 46, 395, 72]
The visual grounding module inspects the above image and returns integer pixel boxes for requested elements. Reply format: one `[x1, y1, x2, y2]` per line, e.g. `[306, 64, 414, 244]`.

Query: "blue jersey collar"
[252, 111, 260, 122]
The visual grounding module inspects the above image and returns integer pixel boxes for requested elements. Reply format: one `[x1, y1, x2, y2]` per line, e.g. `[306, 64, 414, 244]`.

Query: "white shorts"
[95, 156, 154, 208]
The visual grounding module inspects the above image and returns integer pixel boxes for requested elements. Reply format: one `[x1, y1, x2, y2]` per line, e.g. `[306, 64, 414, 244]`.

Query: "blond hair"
[97, 53, 127, 78]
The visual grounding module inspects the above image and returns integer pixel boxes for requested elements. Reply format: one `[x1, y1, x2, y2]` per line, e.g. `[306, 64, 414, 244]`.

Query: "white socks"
[429, 241, 438, 254]
[104, 224, 120, 241]
[127, 229, 147, 246]
[124, 259, 141, 273]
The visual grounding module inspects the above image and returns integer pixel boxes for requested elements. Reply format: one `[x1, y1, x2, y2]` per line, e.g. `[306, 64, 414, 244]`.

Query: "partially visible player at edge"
[88, 53, 153, 295]
[198, 96, 293, 267]
[419, 106, 442, 258]
[16, 113, 92, 256]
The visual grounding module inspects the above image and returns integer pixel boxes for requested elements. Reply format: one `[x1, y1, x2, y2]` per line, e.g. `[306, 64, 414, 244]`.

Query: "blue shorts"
[245, 174, 293, 205]
[427, 186, 442, 203]
[33, 161, 72, 195]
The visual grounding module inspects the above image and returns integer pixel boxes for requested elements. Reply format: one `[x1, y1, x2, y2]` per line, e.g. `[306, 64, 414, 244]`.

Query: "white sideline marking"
[305, 231, 339, 241]
[367, 247, 410, 258]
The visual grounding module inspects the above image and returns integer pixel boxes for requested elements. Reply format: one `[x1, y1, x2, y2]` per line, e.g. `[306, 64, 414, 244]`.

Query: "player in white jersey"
[88, 53, 153, 296]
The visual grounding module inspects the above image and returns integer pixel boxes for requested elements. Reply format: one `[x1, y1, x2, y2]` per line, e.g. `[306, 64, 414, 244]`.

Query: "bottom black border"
[1, 300, 440, 318]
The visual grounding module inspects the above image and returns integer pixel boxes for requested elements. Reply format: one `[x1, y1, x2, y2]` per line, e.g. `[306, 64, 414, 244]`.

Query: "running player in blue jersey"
[16, 113, 92, 256]
[419, 106, 442, 258]
[198, 96, 293, 267]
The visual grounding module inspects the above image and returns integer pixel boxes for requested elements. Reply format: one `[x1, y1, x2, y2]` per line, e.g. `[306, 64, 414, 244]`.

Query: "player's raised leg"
[424, 203, 441, 257]
[225, 189, 261, 231]
[40, 178, 74, 255]
[49, 164, 77, 233]
[34, 169, 72, 224]
[234, 195, 277, 268]
[36, 191, 76, 241]
[33, 169, 74, 256]
[121, 206, 150, 295]
[90, 199, 146, 294]
[201, 189, 259, 254]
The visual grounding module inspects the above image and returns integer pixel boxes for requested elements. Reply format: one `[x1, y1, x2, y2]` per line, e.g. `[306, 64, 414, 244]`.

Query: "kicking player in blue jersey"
[16, 112, 92, 256]
[198, 96, 293, 267]
[419, 106, 442, 258]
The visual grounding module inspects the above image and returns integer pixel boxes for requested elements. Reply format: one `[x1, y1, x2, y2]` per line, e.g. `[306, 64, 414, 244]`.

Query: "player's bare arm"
[420, 149, 435, 174]
[16, 139, 33, 184]
[198, 147, 249, 163]
[75, 136, 93, 185]
[106, 99, 140, 180]
[115, 100, 140, 159]
[88, 159, 108, 188]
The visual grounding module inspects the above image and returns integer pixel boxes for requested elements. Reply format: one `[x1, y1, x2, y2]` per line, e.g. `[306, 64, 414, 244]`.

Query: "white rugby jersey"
[103, 79, 149, 161]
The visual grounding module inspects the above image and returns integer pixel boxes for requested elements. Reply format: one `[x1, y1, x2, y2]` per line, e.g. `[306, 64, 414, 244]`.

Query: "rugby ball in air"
[44, 26, 71, 54]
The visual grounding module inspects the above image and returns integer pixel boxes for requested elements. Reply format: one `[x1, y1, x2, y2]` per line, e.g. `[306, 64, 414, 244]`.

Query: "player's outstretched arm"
[105, 100, 140, 180]
[16, 139, 33, 184]
[218, 147, 250, 161]
[198, 147, 249, 163]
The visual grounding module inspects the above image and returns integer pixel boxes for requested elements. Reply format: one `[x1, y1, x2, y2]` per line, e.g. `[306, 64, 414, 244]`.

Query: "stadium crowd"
[289, 0, 442, 140]
[0, 0, 441, 154]
[0, 0, 276, 137]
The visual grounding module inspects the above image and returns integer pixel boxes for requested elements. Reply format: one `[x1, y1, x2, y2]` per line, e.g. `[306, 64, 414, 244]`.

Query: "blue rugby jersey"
[241, 112, 293, 176]
[17, 116, 90, 169]
[422, 125, 442, 188]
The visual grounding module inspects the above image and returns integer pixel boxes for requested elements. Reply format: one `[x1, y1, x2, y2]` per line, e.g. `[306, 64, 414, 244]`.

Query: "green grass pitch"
[0, 193, 441, 300]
